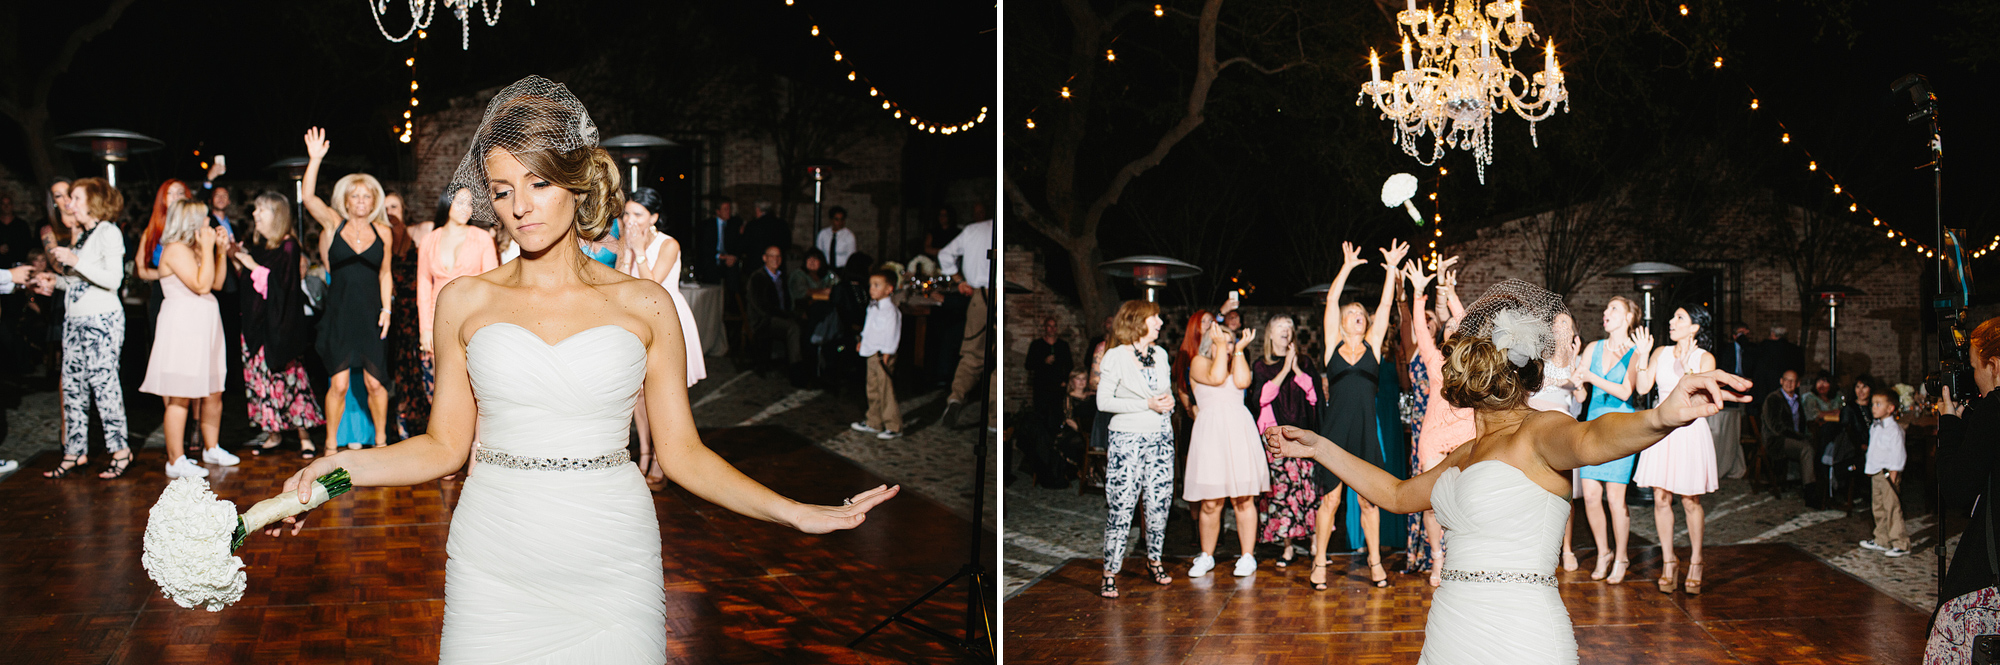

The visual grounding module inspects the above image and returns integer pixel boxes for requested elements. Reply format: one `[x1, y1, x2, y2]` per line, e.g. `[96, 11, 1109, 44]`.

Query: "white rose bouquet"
[141, 469, 353, 611]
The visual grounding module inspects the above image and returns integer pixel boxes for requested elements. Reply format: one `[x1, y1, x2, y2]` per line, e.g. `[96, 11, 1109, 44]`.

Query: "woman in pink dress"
[1632, 304, 1719, 594]
[1402, 261, 1476, 586]
[1182, 312, 1269, 578]
[139, 201, 231, 479]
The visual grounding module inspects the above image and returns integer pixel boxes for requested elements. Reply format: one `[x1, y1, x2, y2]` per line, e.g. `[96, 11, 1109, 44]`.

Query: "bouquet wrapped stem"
[232, 468, 353, 550]
[145, 468, 356, 611]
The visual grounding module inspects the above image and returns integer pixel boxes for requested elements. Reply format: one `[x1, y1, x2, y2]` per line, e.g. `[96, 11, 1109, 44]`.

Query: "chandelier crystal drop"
[372, 0, 535, 50]
[1357, 0, 1569, 183]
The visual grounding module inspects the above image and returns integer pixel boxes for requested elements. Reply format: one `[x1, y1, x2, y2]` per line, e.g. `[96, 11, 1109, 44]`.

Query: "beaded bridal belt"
[475, 447, 630, 471]
[1439, 569, 1559, 588]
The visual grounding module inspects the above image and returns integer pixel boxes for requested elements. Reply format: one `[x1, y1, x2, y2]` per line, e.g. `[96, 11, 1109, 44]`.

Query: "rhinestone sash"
[475, 447, 630, 472]
[1439, 569, 1559, 588]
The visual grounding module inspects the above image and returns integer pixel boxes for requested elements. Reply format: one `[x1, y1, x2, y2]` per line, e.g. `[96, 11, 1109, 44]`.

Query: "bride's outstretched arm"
[1263, 425, 1464, 515]
[268, 280, 487, 534]
[631, 280, 896, 534]
[1538, 369, 1751, 470]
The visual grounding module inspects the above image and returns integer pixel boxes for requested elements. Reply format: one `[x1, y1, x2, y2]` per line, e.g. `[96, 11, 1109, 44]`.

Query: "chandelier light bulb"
[418, 29, 426, 39]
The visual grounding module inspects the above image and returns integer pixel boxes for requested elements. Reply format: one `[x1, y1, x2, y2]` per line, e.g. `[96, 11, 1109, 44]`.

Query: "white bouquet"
[141, 469, 352, 611]
[1893, 383, 1917, 411]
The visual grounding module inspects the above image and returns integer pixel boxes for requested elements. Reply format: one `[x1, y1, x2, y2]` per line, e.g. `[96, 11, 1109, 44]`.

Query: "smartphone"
[1228, 290, 1239, 304]
[214, 155, 227, 172]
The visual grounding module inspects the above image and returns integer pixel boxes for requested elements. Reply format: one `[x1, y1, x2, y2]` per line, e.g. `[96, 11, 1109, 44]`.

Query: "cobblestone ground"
[0, 355, 996, 532]
[1004, 472, 1947, 612]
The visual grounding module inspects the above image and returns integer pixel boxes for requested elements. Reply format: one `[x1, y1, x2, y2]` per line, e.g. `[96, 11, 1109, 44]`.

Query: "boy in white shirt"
[1860, 392, 1908, 557]
[850, 270, 902, 439]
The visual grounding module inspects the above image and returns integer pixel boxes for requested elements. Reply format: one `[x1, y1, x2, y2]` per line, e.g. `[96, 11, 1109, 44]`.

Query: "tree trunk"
[19, 107, 53, 186]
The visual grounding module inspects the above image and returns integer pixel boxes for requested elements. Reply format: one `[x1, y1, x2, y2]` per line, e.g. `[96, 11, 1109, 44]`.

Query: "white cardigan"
[58, 222, 126, 318]
[1097, 343, 1173, 433]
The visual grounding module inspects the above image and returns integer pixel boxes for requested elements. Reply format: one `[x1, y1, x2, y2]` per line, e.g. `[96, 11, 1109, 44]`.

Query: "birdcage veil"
[447, 75, 602, 229]
[1456, 278, 1570, 367]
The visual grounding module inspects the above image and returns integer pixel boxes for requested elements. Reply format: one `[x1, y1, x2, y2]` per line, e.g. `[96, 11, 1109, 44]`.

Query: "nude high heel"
[1657, 560, 1678, 594]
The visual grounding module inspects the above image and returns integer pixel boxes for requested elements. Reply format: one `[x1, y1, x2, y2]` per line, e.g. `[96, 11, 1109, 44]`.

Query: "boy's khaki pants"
[867, 353, 901, 432]
[1871, 471, 1908, 550]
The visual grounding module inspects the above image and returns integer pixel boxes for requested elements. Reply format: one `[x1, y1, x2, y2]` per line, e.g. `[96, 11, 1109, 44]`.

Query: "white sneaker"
[1859, 539, 1887, 552]
[1234, 554, 1257, 577]
[0, 459, 16, 474]
[165, 458, 209, 479]
[850, 422, 881, 433]
[1187, 553, 1216, 578]
[877, 430, 902, 440]
[202, 447, 241, 467]
[1884, 547, 1909, 558]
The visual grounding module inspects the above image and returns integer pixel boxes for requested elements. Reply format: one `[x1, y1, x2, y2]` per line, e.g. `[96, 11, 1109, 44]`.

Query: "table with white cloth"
[1708, 407, 1747, 479]
[679, 283, 727, 357]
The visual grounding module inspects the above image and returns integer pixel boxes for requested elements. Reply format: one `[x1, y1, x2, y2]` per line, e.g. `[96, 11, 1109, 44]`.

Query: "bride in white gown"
[1265, 277, 1749, 665]
[266, 77, 898, 664]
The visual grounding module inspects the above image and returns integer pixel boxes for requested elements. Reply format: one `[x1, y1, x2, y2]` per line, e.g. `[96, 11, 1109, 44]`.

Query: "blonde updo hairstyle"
[484, 98, 623, 242]
[1439, 333, 1546, 412]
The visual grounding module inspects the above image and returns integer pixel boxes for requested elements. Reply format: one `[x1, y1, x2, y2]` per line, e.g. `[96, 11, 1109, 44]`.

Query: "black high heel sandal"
[1100, 575, 1119, 599]
[43, 455, 84, 478]
[97, 453, 132, 479]
[1370, 561, 1390, 588]
[1145, 560, 1172, 585]
[1310, 561, 1329, 591]
[300, 441, 318, 460]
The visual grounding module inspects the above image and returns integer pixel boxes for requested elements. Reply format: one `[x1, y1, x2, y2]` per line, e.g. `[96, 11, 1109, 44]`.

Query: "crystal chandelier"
[370, 0, 533, 50]
[1357, 0, 1569, 183]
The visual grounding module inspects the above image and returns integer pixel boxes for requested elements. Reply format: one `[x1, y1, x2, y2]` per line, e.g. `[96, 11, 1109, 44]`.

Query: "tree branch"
[31, 0, 138, 108]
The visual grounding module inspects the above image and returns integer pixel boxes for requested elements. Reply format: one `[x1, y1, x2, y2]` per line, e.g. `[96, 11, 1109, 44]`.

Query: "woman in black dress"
[383, 191, 428, 440]
[1312, 240, 1407, 589]
[230, 191, 325, 457]
[301, 127, 393, 451]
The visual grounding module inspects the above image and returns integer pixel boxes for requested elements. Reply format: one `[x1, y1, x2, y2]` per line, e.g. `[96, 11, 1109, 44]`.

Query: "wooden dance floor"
[1005, 546, 1927, 664]
[0, 426, 991, 664]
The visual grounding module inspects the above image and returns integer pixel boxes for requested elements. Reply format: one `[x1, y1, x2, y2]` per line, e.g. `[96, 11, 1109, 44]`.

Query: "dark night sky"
[1005, 0, 2000, 305]
[4, 0, 995, 193]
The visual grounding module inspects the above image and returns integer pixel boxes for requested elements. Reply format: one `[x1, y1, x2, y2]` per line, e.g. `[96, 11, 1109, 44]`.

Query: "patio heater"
[1099, 255, 1201, 302]
[54, 129, 163, 188]
[801, 160, 847, 253]
[269, 157, 310, 241]
[600, 134, 678, 194]
[1608, 262, 1694, 330]
[1814, 285, 1862, 381]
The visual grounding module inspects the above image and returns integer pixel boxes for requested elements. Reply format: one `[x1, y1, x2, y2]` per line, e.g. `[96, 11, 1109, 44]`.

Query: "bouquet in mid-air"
[141, 469, 353, 611]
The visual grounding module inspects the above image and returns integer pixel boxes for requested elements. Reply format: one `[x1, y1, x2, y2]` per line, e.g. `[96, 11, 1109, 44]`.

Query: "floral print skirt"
[242, 339, 325, 432]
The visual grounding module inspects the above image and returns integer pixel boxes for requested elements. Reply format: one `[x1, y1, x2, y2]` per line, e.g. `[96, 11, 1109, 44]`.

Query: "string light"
[1026, 118, 1036, 129]
[1106, 49, 1116, 62]
[1061, 86, 1071, 99]
[1749, 99, 1758, 110]
[1712, 57, 1723, 68]
[1849, 203, 1858, 212]
[784, 5, 987, 137]
[1154, 3, 1164, 16]
[1679, 4, 1688, 15]
[1781, 133, 1789, 143]
[1832, 184, 1841, 194]
[1807, 161, 1815, 171]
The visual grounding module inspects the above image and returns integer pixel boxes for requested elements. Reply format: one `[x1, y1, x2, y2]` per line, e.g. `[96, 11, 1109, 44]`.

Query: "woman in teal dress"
[1572, 296, 1653, 584]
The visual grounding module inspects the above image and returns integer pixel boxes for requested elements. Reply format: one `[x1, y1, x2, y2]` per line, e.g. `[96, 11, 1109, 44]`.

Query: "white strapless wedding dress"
[1422, 460, 1577, 665]
[442, 322, 665, 664]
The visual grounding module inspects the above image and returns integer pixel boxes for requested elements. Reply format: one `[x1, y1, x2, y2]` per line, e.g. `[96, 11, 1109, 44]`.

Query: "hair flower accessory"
[1488, 309, 1546, 367]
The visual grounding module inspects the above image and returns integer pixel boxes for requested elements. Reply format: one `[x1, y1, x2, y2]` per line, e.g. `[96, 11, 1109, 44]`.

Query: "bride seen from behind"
[264, 77, 897, 663]
[1264, 278, 1749, 665]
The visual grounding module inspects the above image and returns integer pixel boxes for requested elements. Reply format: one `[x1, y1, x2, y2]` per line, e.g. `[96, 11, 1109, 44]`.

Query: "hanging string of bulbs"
[395, 49, 419, 144]
[1677, 6, 1994, 261]
[1022, 6, 1160, 131]
[781, 0, 988, 136]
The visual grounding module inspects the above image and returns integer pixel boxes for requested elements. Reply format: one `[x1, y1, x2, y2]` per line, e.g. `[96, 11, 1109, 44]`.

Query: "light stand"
[1894, 72, 1959, 616]
[55, 129, 163, 188]
[849, 227, 996, 658]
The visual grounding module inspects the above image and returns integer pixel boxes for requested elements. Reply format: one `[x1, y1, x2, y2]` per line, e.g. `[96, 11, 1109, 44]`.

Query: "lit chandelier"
[1357, 0, 1569, 183]
[370, 0, 533, 50]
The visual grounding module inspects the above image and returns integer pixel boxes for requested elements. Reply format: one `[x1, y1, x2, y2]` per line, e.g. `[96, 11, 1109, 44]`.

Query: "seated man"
[745, 245, 802, 376]
[1761, 369, 1821, 504]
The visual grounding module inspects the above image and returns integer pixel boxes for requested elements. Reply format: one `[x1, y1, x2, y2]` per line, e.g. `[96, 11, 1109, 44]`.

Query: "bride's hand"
[1262, 425, 1328, 462]
[789, 484, 900, 534]
[1654, 369, 1753, 429]
[263, 453, 347, 537]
